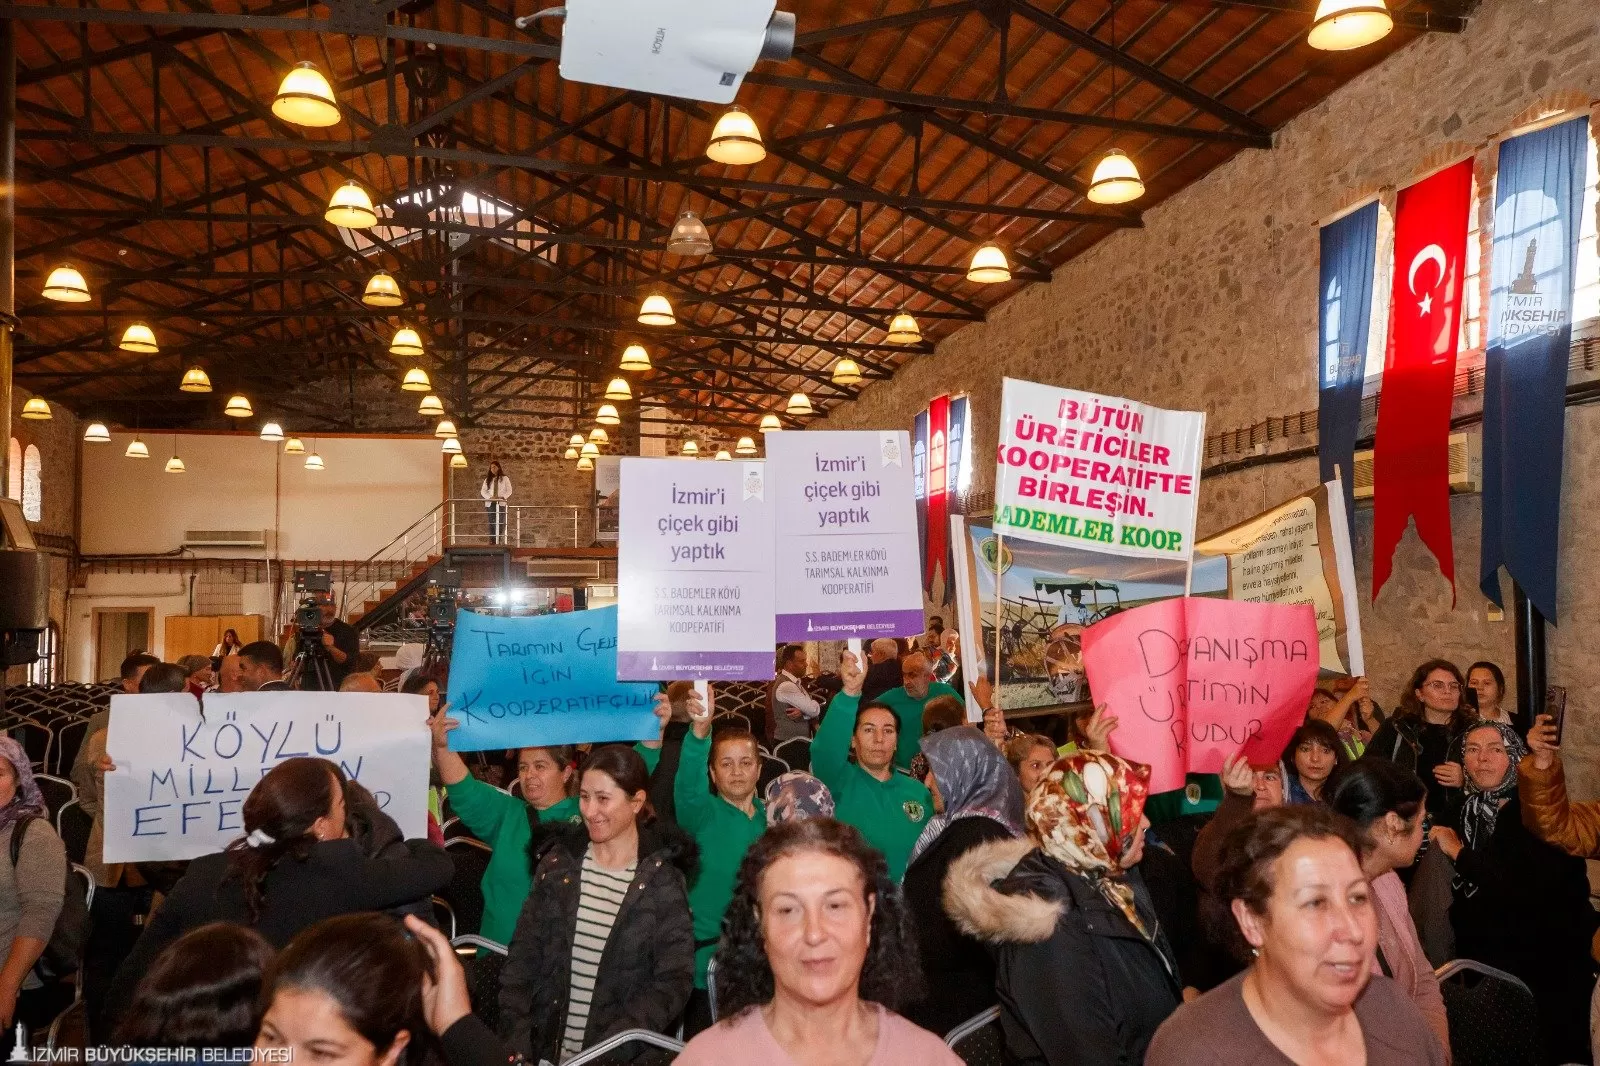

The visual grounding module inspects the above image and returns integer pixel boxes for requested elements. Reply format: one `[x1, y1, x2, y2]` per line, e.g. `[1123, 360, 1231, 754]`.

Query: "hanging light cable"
[969, 119, 1014, 283]
[888, 215, 921, 344]
[1088, 7, 1145, 205]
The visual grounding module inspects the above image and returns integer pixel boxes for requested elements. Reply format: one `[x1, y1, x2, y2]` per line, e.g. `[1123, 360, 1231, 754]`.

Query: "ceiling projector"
[518, 0, 796, 104]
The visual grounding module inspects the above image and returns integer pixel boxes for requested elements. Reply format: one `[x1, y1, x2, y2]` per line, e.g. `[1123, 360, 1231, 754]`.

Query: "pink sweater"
[1371, 870, 1451, 1062]
[676, 1003, 962, 1066]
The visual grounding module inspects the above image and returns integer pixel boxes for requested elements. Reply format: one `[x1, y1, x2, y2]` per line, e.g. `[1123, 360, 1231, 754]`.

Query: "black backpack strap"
[9, 814, 37, 866]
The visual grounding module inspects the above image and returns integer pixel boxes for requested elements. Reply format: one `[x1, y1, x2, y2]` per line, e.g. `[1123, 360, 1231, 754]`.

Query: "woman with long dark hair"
[497, 744, 695, 1062]
[479, 460, 512, 546]
[1464, 661, 1519, 730]
[104, 757, 451, 1027]
[257, 913, 443, 1066]
[679, 817, 957, 1064]
[212, 628, 243, 660]
[114, 923, 272, 1048]
[1366, 659, 1471, 820]
[1281, 720, 1348, 804]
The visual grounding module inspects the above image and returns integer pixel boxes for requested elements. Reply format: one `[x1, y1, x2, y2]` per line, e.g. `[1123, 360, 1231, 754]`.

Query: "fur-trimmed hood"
[943, 836, 1064, 945]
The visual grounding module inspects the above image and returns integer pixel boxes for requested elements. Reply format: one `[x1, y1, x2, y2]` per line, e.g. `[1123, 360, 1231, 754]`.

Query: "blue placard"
[444, 607, 660, 751]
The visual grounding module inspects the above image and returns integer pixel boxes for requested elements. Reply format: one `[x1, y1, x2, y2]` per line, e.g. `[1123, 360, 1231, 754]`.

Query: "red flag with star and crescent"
[1372, 158, 1474, 602]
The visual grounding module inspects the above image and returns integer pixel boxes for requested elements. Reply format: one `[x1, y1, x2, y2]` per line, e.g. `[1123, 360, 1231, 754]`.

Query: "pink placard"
[1082, 597, 1319, 794]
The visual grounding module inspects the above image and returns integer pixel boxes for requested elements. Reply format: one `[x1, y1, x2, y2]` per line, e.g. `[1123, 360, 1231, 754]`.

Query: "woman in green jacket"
[672, 689, 766, 1035]
[814, 652, 932, 882]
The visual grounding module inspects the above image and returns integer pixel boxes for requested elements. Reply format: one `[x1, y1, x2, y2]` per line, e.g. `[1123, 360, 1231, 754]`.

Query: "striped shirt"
[560, 847, 637, 1061]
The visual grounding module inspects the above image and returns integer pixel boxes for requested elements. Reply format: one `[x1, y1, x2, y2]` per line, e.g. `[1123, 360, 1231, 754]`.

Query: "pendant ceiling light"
[272, 61, 341, 127]
[706, 106, 766, 165]
[1308, 0, 1394, 50]
[305, 451, 326, 471]
[283, 437, 306, 454]
[576, 456, 594, 471]
[125, 437, 150, 460]
[568, 433, 585, 447]
[362, 270, 404, 308]
[42, 264, 90, 302]
[165, 455, 186, 474]
[450, 452, 469, 469]
[418, 394, 445, 417]
[83, 422, 111, 444]
[785, 392, 814, 416]
[595, 404, 621, 427]
[1087, 148, 1145, 205]
[19, 397, 51, 421]
[620, 344, 652, 372]
[179, 366, 212, 393]
[401, 367, 432, 392]
[604, 377, 632, 401]
[715, 449, 732, 462]
[564, 445, 579, 460]
[434, 419, 458, 439]
[325, 181, 378, 229]
[760, 414, 782, 432]
[581, 441, 600, 458]
[637, 293, 676, 327]
[259, 421, 285, 442]
[442, 437, 463, 455]
[224, 394, 253, 417]
[735, 436, 757, 456]
[831, 358, 862, 386]
[119, 323, 159, 353]
[588, 426, 609, 444]
[389, 327, 424, 357]
[681, 440, 699, 457]
[666, 210, 713, 255]
[967, 242, 1012, 284]
[887, 311, 922, 345]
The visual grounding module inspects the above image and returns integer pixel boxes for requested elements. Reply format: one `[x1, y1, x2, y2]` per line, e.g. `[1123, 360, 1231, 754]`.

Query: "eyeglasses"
[1424, 680, 1461, 692]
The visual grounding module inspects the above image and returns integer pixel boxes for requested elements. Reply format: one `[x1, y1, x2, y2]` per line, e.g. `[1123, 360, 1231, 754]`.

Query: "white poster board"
[995, 378, 1205, 559]
[616, 457, 776, 680]
[102, 692, 431, 863]
[765, 429, 924, 640]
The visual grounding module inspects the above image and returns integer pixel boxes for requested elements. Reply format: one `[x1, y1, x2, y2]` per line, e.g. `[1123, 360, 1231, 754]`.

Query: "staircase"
[341, 502, 450, 631]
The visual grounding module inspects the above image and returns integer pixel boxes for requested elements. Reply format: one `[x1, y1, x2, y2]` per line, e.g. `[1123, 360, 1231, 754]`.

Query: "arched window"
[25, 622, 57, 686]
[21, 444, 41, 522]
[5, 438, 18, 502]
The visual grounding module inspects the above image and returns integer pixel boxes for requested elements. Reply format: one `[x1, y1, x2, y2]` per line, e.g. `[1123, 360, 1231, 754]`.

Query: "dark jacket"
[498, 823, 696, 1062]
[861, 658, 903, 705]
[901, 815, 1014, 1035]
[105, 835, 451, 1024]
[945, 837, 1181, 1066]
[1366, 715, 1465, 820]
[1451, 794, 1598, 1065]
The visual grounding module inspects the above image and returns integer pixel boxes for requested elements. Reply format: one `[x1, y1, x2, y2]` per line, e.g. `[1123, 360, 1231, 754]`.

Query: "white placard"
[102, 692, 431, 863]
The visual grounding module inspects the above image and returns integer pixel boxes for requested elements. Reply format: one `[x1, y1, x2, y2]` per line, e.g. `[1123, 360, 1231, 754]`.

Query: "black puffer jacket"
[497, 822, 697, 1062]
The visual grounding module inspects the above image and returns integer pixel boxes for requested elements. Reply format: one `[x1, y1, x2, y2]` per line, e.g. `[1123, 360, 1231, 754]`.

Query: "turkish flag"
[1373, 159, 1474, 602]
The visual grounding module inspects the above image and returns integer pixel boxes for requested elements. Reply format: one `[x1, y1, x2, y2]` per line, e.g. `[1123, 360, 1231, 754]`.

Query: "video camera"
[293, 570, 333, 634]
[425, 568, 462, 630]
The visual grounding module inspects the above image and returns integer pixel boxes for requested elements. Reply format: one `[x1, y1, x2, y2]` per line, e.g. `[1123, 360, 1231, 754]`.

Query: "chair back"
[563, 1030, 683, 1066]
[450, 935, 507, 1032]
[945, 1005, 1004, 1066]
[1435, 958, 1541, 1066]
[34, 774, 76, 824]
[431, 896, 456, 941]
[774, 737, 811, 772]
[443, 837, 492, 938]
[55, 799, 91, 866]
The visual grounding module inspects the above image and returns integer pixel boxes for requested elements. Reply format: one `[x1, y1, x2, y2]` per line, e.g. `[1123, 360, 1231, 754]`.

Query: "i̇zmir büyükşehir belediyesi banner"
[995, 377, 1205, 560]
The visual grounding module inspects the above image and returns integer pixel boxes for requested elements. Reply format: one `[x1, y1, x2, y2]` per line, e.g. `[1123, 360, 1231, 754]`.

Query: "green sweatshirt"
[443, 774, 538, 947]
[871, 682, 963, 770]
[673, 732, 765, 988]
[537, 794, 583, 826]
[814, 692, 932, 882]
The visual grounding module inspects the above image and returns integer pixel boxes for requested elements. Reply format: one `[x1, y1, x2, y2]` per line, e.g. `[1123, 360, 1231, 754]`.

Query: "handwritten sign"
[1082, 598, 1318, 793]
[444, 607, 659, 751]
[102, 692, 430, 863]
[618, 457, 776, 680]
[766, 430, 924, 640]
[995, 379, 1204, 559]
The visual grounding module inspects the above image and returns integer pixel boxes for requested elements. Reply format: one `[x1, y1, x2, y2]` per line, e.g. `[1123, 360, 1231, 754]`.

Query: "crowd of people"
[0, 634, 1596, 1066]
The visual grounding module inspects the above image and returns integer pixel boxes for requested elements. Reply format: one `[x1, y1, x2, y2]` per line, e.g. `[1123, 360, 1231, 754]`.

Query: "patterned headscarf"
[908, 727, 1025, 866]
[0, 738, 47, 835]
[1459, 720, 1529, 851]
[765, 772, 835, 827]
[1027, 750, 1152, 938]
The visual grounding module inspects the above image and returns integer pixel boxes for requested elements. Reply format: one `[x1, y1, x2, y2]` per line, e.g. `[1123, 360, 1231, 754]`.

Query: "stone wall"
[819, 0, 1600, 794]
[457, 427, 600, 546]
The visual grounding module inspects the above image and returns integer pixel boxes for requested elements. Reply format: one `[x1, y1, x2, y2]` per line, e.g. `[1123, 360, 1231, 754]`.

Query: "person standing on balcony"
[480, 460, 513, 545]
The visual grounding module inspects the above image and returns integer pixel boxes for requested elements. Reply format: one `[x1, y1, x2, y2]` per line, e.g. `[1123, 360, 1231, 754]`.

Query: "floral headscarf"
[764, 772, 835, 827]
[0, 738, 47, 835]
[1027, 750, 1151, 938]
[1458, 720, 1529, 852]
[908, 727, 1025, 867]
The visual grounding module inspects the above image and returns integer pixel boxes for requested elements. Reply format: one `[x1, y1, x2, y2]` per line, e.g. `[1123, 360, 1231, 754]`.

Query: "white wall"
[81, 432, 445, 559]
[65, 572, 191, 682]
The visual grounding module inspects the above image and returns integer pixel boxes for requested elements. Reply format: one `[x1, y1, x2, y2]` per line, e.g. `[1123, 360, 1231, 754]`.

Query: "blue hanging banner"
[1481, 117, 1588, 620]
[444, 606, 660, 752]
[1317, 201, 1380, 532]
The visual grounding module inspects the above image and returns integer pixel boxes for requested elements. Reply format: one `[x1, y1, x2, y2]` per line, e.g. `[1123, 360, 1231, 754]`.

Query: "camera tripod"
[287, 633, 336, 691]
[421, 623, 455, 676]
